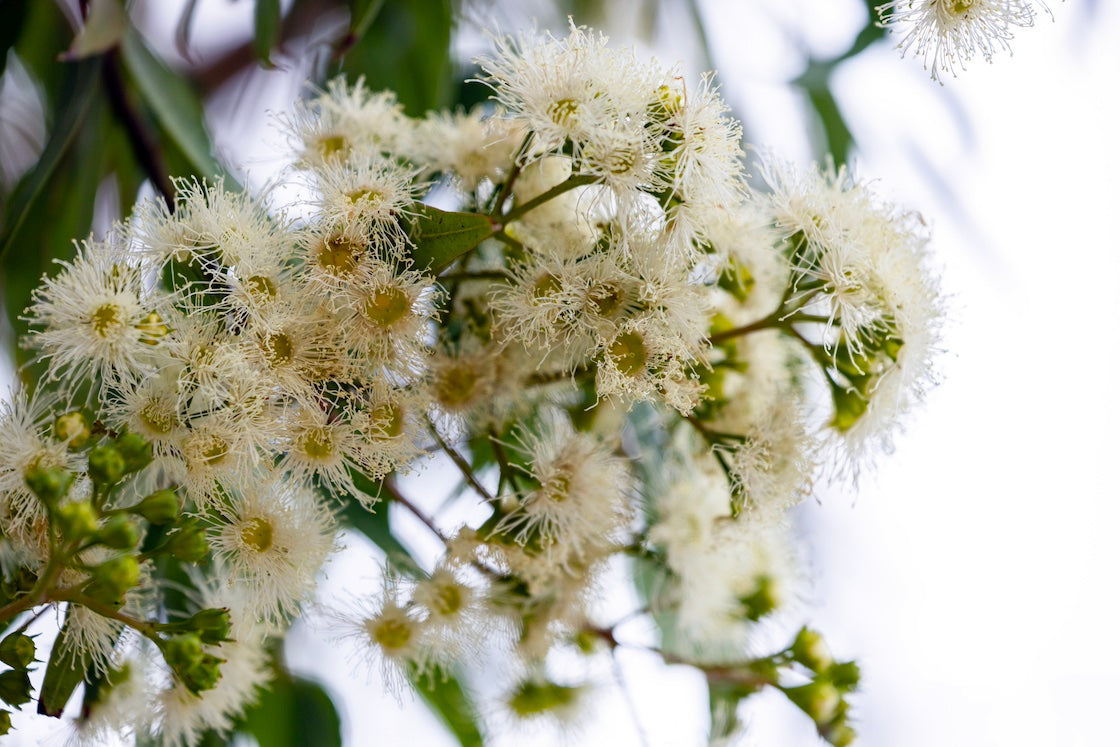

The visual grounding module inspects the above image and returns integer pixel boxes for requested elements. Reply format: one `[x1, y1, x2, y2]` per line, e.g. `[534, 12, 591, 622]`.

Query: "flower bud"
[0, 709, 10, 735]
[87, 445, 125, 487]
[784, 681, 841, 726]
[165, 522, 209, 563]
[130, 489, 180, 525]
[162, 634, 223, 694]
[507, 679, 582, 717]
[823, 722, 857, 747]
[187, 608, 232, 645]
[56, 501, 99, 542]
[0, 633, 36, 670]
[87, 556, 141, 602]
[54, 411, 91, 448]
[827, 661, 861, 691]
[0, 670, 32, 707]
[791, 628, 833, 673]
[24, 466, 73, 505]
[97, 515, 141, 550]
[114, 433, 152, 474]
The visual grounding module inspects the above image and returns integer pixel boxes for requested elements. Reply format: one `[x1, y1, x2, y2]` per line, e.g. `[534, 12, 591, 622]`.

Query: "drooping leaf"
[240, 673, 342, 747]
[119, 30, 232, 183]
[414, 664, 484, 747]
[335, 0, 454, 116]
[0, 57, 99, 261]
[252, 0, 282, 67]
[38, 617, 91, 717]
[61, 0, 126, 61]
[409, 204, 495, 274]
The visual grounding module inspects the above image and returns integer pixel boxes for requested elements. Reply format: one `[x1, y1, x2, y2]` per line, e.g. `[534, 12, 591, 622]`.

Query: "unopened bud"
[97, 515, 141, 550]
[0, 709, 10, 735]
[827, 661, 861, 691]
[56, 502, 99, 542]
[791, 628, 833, 673]
[0, 633, 35, 670]
[0, 670, 32, 707]
[507, 679, 581, 717]
[88, 556, 141, 602]
[162, 634, 222, 694]
[131, 490, 180, 525]
[187, 608, 232, 644]
[54, 412, 91, 448]
[114, 433, 152, 474]
[87, 445, 125, 486]
[165, 522, 209, 563]
[824, 722, 857, 747]
[24, 466, 73, 505]
[784, 681, 841, 726]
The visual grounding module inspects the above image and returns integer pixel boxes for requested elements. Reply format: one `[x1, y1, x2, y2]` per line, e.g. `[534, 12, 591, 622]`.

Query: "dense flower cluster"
[0, 24, 941, 746]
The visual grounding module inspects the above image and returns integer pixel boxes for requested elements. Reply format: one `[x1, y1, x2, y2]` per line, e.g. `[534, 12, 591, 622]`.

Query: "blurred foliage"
[0, 0, 882, 742]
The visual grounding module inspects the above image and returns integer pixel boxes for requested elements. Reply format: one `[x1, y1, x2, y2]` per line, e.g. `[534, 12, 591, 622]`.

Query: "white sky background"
[4, 1, 1120, 745]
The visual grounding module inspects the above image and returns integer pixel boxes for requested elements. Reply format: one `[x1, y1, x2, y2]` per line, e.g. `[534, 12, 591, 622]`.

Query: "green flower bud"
[97, 515, 141, 550]
[165, 521, 209, 563]
[162, 634, 223, 694]
[827, 661, 861, 691]
[131, 489, 180, 525]
[0, 669, 32, 707]
[188, 608, 232, 644]
[24, 466, 73, 505]
[784, 681, 841, 726]
[54, 411, 91, 448]
[56, 501, 99, 542]
[87, 556, 141, 602]
[739, 575, 779, 621]
[87, 445, 125, 487]
[823, 722, 857, 747]
[114, 433, 152, 474]
[0, 709, 10, 735]
[791, 627, 833, 673]
[507, 679, 581, 717]
[0, 633, 36, 670]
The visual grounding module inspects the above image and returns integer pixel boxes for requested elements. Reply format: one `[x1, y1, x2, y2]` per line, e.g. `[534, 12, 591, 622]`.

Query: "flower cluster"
[0, 23, 942, 746]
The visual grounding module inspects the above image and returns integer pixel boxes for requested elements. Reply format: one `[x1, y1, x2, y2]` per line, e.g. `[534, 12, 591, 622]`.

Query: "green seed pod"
[791, 627, 833, 673]
[87, 556, 141, 602]
[0, 633, 36, 670]
[0, 670, 32, 707]
[162, 634, 222, 694]
[165, 522, 209, 563]
[24, 466, 74, 505]
[87, 445, 125, 487]
[188, 608, 232, 645]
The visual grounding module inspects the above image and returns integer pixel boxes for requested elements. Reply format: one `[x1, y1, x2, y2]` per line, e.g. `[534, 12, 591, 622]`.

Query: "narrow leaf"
[415, 665, 484, 747]
[240, 673, 342, 747]
[119, 30, 232, 183]
[409, 204, 495, 274]
[0, 0, 31, 79]
[38, 619, 90, 717]
[61, 0, 125, 61]
[348, 0, 387, 37]
[0, 57, 99, 260]
[253, 0, 282, 67]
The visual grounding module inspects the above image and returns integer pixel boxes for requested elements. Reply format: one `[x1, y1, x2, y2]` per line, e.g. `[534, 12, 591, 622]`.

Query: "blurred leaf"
[0, 0, 31, 79]
[253, 0, 282, 68]
[409, 204, 494, 274]
[795, 62, 853, 165]
[12, 1, 72, 96]
[337, 468, 412, 561]
[119, 30, 232, 183]
[414, 665, 484, 747]
[348, 0, 387, 39]
[38, 616, 90, 717]
[336, 0, 453, 116]
[62, 0, 125, 61]
[241, 673, 342, 747]
[0, 58, 99, 260]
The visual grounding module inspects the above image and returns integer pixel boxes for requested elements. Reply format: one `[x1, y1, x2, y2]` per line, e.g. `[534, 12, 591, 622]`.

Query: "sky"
[4, 1, 1119, 745]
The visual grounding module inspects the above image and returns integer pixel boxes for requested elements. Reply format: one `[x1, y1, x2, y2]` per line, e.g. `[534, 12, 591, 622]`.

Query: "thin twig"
[426, 419, 496, 502]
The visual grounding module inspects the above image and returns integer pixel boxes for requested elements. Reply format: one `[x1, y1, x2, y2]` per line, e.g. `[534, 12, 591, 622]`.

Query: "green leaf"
[253, 0, 282, 67]
[414, 665, 484, 747]
[0, 57, 100, 261]
[409, 204, 495, 274]
[37, 618, 91, 717]
[336, 0, 453, 116]
[119, 30, 231, 183]
[240, 673, 342, 747]
[348, 0, 388, 39]
[62, 0, 125, 61]
[795, 62, 854, 165]
[0, 0, 31, 79]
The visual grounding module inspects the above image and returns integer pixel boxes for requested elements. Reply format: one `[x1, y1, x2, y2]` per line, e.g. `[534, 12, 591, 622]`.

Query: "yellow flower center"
[299, 427, 334, 461]
[139, 400, 178, 435]
[316, 234, 360, 275]
[239, 517, 274, 553]
[372, 617, 411, 650]
[435, 363, 480, 408]
[262, 332, 294, 366]
[361, 286, 410, 327]
[608, 331, 647, 377]
[246, 275, 277, 299]
[91, 303, 123, 338]
[369, 402, 404, 439]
